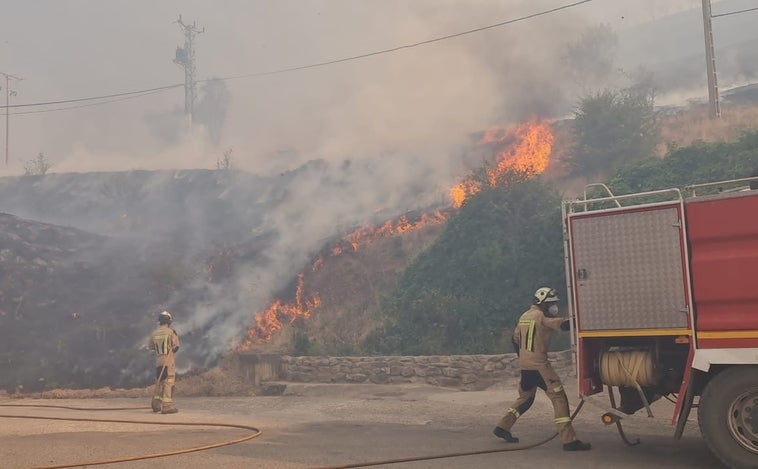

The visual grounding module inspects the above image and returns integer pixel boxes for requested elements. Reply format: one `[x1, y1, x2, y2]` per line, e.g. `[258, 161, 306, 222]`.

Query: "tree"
[23, 152, 52, 176]
[568, 84, 659, 179]
[216, 147, 233, 170]
[563, 23, 618, 91]
[195, 78, 231, 146]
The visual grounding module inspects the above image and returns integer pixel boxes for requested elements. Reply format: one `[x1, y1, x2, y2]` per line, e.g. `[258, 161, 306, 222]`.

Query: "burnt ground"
[0, 212, 172, 392]
[0, 166, 448, 394]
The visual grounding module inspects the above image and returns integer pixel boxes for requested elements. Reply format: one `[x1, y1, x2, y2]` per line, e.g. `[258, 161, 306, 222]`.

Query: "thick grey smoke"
[2, 0, 757, 368]
[2, 0, 733, 177]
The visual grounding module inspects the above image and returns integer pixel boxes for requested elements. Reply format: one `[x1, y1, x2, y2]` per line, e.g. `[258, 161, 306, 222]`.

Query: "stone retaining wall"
[278, 350, 574, 390]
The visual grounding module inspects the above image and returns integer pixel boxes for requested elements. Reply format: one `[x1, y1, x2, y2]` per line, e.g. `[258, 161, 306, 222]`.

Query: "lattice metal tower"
[174, 15, 204, 124]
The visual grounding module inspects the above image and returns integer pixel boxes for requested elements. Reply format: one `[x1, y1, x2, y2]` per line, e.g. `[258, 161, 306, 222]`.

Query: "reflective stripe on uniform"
[507, 407, 520, 418]
[152, 333, 170, 355]
[554, 417, 571, 425]
[553, 385, 563, 393]
[162, 397, 173, 403]
[519, 319, 536, 352]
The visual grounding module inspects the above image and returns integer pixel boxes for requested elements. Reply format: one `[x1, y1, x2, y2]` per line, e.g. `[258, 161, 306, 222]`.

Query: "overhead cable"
[2, 0, 593, 114]
[711, 6, 758, 18]
[213, 0, 593, 82]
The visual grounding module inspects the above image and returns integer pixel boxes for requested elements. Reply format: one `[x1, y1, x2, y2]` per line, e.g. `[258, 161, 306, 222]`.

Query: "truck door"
[569, 204, 690, 332]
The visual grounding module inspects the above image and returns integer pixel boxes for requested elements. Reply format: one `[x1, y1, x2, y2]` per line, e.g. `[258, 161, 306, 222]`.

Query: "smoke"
[2, 0, 758, 368]
[0, 0, 641, 177]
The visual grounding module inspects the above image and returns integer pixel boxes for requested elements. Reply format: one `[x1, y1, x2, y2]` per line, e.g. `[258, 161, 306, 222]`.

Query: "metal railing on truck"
[685, 176, 758, 197]
[563, 184, 683, 215]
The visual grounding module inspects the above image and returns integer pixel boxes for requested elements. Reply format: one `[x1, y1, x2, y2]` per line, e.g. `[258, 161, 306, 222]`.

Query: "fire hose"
[313, 399, 586, 469]
[0, 402, 262, 469]
[0, 399, 585, 468]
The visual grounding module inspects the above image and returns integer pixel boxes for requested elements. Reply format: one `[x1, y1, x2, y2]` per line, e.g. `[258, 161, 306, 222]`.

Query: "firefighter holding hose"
[149, 310, 180, 414]
[493, 287, 591, 451]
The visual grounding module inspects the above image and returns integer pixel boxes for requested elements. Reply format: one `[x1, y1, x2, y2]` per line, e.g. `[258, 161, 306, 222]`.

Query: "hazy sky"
[3, 0, 752, 178]
[3, 0, 758, 363]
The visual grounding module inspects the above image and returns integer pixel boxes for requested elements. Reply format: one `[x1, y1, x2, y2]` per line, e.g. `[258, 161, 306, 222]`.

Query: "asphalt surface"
[0, 381, 723, 469]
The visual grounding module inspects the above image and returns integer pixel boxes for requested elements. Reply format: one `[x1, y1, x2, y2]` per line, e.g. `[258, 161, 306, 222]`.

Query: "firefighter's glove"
[172, 346, 180, 353]
[560, 319, 573, 331]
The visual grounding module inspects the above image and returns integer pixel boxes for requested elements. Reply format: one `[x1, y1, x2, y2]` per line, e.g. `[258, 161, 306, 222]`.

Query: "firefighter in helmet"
[493, 287, 591, 451]
[149, 310, 180, 414]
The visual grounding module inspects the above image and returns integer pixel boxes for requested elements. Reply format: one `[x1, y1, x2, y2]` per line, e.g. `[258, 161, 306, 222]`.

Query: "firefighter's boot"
[151, 397, 161, 413]
[563, 440, 591, 451]
[161, 407, 178, 414]
[493, 426, 519, 443]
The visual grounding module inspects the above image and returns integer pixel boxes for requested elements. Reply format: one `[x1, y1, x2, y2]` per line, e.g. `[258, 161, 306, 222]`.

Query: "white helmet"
[533, 287, 559, 305]
[158, 311, 173, 324]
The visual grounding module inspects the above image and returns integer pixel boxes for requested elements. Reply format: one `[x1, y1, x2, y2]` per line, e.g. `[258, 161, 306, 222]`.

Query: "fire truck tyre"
[698, 366, 758, 469]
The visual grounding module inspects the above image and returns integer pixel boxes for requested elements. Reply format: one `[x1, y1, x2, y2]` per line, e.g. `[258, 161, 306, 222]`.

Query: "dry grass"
[299, 225, 445, 354]
[657, 104, 758, 154]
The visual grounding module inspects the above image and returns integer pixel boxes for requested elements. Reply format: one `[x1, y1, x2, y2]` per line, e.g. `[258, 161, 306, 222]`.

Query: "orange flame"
[237, 210, 449, 347]
[451, 118, 553, 208]
[236, 272, 321, 350]
[334, 211, 447, 255]
[238, 119, 552, 348]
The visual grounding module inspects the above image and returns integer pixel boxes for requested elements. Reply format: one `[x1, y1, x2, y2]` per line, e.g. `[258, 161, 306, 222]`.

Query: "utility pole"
[701, 0, 721, 118]
[173, 15, 204, 125]
[1, 71, 22, 165]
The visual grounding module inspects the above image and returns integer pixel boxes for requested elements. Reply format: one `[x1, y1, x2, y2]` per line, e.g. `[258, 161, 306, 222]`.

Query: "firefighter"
[149, 310, 180, 414]
[493, 287, 591, 451]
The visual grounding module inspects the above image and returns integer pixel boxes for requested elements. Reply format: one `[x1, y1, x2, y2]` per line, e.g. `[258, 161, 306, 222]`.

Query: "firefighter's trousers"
[497, 363, 577, 444]
[152, 364, 176, 411]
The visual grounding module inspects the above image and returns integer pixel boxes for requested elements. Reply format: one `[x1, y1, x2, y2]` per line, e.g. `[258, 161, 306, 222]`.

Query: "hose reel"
[599, 350, 658, 387]
[599, 349, 657, 418]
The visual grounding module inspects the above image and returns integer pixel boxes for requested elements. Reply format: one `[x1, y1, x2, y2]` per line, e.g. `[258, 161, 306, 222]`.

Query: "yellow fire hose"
[0, 402, 262, 469]
[312, 399, 586, 469]
[1, 399, 584, 468]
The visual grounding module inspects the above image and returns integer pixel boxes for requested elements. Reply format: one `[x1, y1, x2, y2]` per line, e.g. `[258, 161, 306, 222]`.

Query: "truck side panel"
[569, 205, 690, 331]
[685, 192, 758, 349]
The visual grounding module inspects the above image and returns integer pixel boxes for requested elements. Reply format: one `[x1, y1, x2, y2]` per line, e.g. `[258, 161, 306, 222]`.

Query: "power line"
[4, 83, 183, 109]
[1, 0, 592, 113]
[711, 6, 758, 18]
[213, 0, 594, 82]
[8, 88, 176, 116]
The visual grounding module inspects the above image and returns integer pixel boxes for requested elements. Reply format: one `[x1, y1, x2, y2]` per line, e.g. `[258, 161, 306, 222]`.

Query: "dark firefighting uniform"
[496, 305, 577, 444]
[149, 324, 180, 412]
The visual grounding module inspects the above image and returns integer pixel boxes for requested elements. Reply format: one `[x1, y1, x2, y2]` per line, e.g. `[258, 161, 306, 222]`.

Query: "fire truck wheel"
[698, 366, 758, 469]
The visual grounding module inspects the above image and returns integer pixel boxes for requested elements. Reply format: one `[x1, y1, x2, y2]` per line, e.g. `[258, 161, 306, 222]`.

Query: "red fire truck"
[562, 176, 758, 469]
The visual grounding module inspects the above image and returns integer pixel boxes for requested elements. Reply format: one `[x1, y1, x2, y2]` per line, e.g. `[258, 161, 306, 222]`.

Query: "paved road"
[0, 382, 723, 468]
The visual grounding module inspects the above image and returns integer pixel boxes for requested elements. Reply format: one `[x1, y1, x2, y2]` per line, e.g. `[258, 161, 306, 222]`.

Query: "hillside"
[1, 102, 757, 393]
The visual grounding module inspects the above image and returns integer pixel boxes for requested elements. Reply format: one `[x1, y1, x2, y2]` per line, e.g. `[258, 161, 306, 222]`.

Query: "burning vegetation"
[451, 118, 554, 208]
[236, 118, 555, 350]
